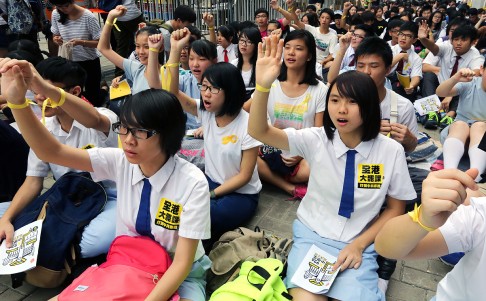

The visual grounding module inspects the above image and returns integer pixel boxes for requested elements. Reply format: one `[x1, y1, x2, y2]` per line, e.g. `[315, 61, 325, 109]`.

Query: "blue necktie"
[136, 178, 154, 238]
[338, 150, 357, 218]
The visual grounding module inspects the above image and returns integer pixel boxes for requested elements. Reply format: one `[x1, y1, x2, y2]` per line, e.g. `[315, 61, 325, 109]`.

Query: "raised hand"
[202, 12, 215, 28]
[170, 28, 191, 52]
[339, 32, 352, 51]
[418, 20, 429, 40]
[453, 68, 476, 82]
[0, 59, 30, 105]
[148, 33, 164, 51]
[343, 1, 353, 11]
[420, 169, 478, 230]
[270, 0, 279, 10]
[108, 5, 127, 19]
[256, 35, 284, 89]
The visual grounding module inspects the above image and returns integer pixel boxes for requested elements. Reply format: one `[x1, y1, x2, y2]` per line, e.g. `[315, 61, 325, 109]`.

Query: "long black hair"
[236, 27, 261, 88]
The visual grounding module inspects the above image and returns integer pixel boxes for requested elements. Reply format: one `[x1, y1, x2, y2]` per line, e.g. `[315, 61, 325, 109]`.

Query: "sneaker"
[290, 184, 307, 200]
[439, 115, 454, 129]
[439, 252, 465, 267]
[430, 159, 444, 171]
[424, 112, 439, 129]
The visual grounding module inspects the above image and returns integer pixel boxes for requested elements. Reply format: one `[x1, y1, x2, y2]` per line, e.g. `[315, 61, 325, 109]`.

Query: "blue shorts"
[285, 220, 385, 301]
[179, 255, 211, 300]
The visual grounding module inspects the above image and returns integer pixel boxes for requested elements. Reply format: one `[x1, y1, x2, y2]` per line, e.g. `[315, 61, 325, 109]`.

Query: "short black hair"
[354, 24, 375, 37]
[355, 36, 393, 68]
[268, 19, 282, 28]
[319, 8, 335, 21]
[120, 89, 186, 157]
[218, 25, 235, 42]
[189, 39, 217, 61]
[421, 4, 432, 14]
[278, 30, 319, 85]
[201, 63, 246, 117]
[306, 4, 317, 12]
[174, 5, 196, 23]
[451, 25, 478, 42]
[239, 20, 258, 31]
[36, 56, 86, 89]
[361, 11, 376, 23]
[186, 25, 202, 41]
[388, 18, 405, 30]
[254, 8, 269, 18]
[399, 21, 419, 37]
[323, 71, 381, 141]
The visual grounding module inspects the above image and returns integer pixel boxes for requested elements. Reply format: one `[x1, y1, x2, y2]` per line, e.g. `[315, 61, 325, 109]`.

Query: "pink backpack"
[58, 235, 180, 301]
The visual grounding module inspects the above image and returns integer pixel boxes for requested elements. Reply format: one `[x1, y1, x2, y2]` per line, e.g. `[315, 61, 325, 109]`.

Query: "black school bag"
[11, 171, 107, 288]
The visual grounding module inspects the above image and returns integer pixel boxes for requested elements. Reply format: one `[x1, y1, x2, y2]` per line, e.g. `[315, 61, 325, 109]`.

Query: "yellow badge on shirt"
[222, 134, 238, 145]
[155, 198, 182, 230]
[357, 164, 384, 189]
[81, 144, 95, 149]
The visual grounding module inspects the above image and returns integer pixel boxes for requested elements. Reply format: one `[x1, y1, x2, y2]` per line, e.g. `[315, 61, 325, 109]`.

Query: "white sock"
[378, 278, 389, 295]
[443, 137, 465, 169]
[469, 144, 486, 182]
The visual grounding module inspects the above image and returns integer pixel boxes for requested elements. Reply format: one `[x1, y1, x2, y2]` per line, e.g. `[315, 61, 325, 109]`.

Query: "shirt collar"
[131, 156, 176, 192]
[332, 131, 374, 159]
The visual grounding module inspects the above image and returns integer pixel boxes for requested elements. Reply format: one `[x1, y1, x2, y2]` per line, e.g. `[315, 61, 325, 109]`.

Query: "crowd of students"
[0, 0, 486, 300]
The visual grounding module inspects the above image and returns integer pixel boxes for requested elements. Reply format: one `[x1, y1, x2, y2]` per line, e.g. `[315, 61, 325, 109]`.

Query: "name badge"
[357, 164, 384, 189]
[154, 198, 182, 230]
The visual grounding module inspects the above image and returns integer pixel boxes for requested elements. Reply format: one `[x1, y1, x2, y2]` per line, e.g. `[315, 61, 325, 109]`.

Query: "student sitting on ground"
[436, 65, 486, 183]
[0, 58, 212, 301]
[0, 57, 118, 258]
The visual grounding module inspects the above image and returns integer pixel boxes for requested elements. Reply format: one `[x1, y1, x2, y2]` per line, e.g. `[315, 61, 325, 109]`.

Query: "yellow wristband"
[7, 98, 30, 109]
[164, 62, 179, 68]
[149, 47, 159, 53]
[408, 204, 436, 232]
[105, 18, 121, 32]
[255, 83, 271, 93]
[208, 27, 214, 30]
[57, 87, 66, 107]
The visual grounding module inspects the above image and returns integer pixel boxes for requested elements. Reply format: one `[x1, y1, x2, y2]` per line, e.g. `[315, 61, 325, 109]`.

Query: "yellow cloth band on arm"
[255, 84, 271, 93]
[7, 98, 31, 109]
[149, 48, 159, 53]
[160, 63, 180, 91]
[105, 18, 121, 32]
[408, 204, 436, 232]
[42, 88, 66, 125]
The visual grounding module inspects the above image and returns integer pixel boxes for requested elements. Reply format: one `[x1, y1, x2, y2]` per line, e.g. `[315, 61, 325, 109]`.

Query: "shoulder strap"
[390, 90, 398, 124]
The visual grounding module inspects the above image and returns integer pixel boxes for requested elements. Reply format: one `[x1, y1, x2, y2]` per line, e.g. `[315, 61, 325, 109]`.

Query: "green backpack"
[209, 258, 293, 301]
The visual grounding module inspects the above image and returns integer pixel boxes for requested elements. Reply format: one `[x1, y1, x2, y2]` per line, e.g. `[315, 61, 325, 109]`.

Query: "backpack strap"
[390, 90, 399, 124]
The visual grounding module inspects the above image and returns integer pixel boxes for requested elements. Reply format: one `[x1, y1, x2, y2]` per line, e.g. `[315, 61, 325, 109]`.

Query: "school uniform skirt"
[285, 219, 385, 301]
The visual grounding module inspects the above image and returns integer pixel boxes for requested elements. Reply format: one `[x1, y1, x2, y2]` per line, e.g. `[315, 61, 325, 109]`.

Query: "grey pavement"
[0, 33, 451, 301]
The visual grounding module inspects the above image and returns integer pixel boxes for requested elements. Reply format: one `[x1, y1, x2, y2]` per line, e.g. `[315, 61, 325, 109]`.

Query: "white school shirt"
[230, 58, 253, 89]
[284, 128, 416, 243]
[436, 197, 486, 300]
[389, 45, 423, 79]
[339, 46, 356, 70]
[267, 80, 328, 130]
[217, 44, 238, 63]
[304, 24, 338, 62]
[423, 39, 449, 66]
[380, 89, 419, 138]
[436, 43, 485, 83]
[88, 149, 210, 261]
[196, 104, 262, 194]
[26, 108, 118, 181]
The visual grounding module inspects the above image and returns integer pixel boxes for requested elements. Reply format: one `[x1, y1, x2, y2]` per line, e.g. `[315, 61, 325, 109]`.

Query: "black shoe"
[377, 255, 397, 280]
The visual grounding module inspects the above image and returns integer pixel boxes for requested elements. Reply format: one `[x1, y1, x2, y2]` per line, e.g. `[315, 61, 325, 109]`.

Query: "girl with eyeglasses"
[0, 58, 212, 301]
[162, 28, 262, 248]
[231, 27, 262, 100]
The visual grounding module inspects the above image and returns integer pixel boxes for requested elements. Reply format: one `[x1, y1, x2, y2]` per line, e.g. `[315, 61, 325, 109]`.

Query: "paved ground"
[0, 32, 452, 301]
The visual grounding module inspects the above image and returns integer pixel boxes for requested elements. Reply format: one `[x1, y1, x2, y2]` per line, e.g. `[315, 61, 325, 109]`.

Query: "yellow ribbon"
[41, 88, 66, 125]
[408, 204, 436, 232]
[106, 18, 121, 32]
[222, 135, 238, 145]
[7, 98, 34, 109]
[160, 63, 180, 91]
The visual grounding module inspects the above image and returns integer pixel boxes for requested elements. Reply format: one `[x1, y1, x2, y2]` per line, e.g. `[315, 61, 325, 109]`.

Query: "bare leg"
[289, 287, 329, 301]
[257, 157, 295, 195]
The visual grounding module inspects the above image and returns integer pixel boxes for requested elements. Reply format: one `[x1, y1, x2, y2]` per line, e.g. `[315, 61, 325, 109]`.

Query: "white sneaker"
[378, 278, 389, 295]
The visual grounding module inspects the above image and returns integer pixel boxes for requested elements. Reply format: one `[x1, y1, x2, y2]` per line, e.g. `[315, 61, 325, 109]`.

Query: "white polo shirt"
[380, 89, 419, 138]
[284, 128, 416, 243]
[389, 45, 423, 78]
[436, 43, 484, 83]
[26, 108, 118, 181]
[339, 46, 356, 70]
[196, 105, 262, 195]
[88, 149, 210, 261]
[423, 38, 449, 66]
[436, 197, 486, 300]
[217, 43, 238, 63]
